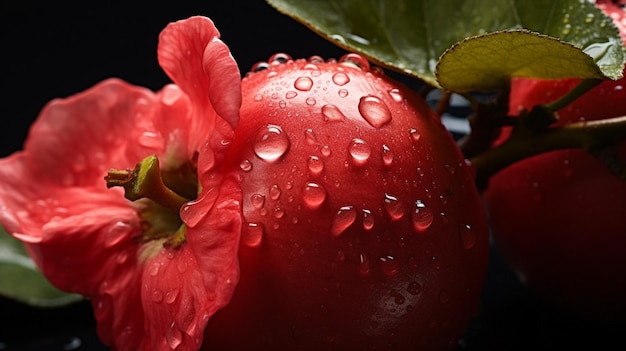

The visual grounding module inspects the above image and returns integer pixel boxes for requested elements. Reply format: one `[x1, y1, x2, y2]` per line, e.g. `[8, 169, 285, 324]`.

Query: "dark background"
[0, 2, 624, 350]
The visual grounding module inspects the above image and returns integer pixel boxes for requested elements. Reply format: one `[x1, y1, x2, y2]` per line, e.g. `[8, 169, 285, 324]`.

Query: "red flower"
[0, 16, 242, 351]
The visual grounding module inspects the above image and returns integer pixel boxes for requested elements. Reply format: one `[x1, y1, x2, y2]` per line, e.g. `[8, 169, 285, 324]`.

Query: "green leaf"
[436, 29, 609, 93]
[0, 226, 83, 307]
[265, 0, 625, 87]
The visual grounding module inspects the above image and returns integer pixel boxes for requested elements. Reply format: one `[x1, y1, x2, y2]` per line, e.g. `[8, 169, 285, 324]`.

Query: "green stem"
[543, 78, 604, 112]
[105, 155, 190, 212]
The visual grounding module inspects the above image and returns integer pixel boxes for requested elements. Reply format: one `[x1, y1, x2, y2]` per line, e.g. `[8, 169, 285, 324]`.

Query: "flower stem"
[105, 155, 190, 212]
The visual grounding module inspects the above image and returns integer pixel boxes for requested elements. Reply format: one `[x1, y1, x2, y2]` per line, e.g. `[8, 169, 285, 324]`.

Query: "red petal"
[203, 37, 241, 129]
[25, 78, 160, 183]
[157, 16, 241, 150]
[141, 178, 242, 351]
[37, 203, 145, 350]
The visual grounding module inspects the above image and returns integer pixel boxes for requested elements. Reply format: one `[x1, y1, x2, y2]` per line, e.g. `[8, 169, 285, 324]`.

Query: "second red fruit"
[483, 1, 626, 321]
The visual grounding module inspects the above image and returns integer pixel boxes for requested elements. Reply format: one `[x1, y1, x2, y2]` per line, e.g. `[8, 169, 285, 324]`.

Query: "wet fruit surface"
[202, 54, 489, 350]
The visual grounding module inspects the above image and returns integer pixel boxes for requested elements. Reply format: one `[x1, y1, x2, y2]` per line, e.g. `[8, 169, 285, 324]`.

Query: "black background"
[1, 2, 624, 350]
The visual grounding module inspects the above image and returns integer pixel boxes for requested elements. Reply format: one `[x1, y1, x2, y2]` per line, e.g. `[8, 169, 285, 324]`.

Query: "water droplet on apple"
[388, 88, 403, 102]
[306, 97, 317, 105]
[307, 156, 325, 176]
[339, 53, 371, 71]
[380, 255, 400, 276]
[459, 224, 476, 249]
[254, 125, 290, 162]
[409, 128, 421, 141]
[330, 206, 357, 236]
[349, 138, 371, 165]
[244, 222, 264, 248]
[251, 61, 269, 72]
[321, 104, 346, 122]
[338, 89, 349, 98]
[303, 182, 327, 209]
[239, 159, 252, 172]
[308, 55, 324, 63]
[321, 145, 332, 157]
[362, 209, 374, 230]
[407, 281, 422, 295]
[358, 95, 392, 128]
[294, 76, 313, 91]
[384, 193, 405, 220]
[285, 91, 298, 99]
[269, 52, 292, 64]
[358, 253, 371, 275]
[382, 144, 394, 166]
[304, 63, 319, 70]
[304, 128, 318, 145]
[269, 184, 281, 200]
[412, 200, 433, 232]
[332, 72, 350, 86]
[250, 194, 265, 209]
[273, 206, 285, 219]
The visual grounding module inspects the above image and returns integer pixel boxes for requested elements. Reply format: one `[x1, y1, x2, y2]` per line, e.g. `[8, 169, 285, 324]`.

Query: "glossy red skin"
[484, 6, 626, 319]
[202, 56, 489, 350]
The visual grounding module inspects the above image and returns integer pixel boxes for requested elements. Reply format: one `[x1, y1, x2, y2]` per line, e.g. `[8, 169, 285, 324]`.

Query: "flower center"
[105, 154, 198, 248]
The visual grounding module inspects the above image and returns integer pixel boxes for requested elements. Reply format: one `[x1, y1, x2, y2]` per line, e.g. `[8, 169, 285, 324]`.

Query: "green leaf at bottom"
[0, 226, 83, 307]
